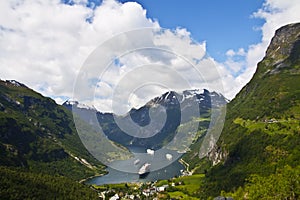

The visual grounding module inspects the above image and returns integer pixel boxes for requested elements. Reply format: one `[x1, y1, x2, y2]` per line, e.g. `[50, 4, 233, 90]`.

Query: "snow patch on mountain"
[64, 100, 97, 111]
[5, 80, 27, 87]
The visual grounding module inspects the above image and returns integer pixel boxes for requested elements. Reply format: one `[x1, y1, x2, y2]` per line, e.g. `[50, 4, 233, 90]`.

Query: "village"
[93, 179, 186, 200]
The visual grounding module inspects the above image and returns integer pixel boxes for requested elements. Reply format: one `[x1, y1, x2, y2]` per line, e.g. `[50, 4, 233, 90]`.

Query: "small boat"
[134, 159, 140, 165]
[166, 153, 173, 161]
[138, 163, 151, 178]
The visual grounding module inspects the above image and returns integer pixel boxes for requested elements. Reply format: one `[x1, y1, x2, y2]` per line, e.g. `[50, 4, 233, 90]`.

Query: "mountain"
[4, 22, 299, 199]
[64, 89, 227, 150]
[0, 166, 99, 199]
[201, 23, 300, 198]
[0, 80, 105, 199]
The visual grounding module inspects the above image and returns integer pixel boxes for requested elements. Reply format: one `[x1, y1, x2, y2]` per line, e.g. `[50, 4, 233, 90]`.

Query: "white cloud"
[248, 0, 300, 64]
[222, 0, 300, 99]
[0, 0, 158, 105]
[153, 28, 206, 61]
[225, 49, 236, 57]
[224, 59, 245, 74]
[1, 0, 299, 113]
[226, 48, 246, 57]
[71, 27, 223, 114]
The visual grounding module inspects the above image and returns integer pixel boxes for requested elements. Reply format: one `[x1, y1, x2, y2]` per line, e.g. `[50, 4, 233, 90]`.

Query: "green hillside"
[0, 80, 105, 179]
[1, 22, 299, 199]
[0, 166, 99, 200]
[0, 80, 105, 199]
[201, 23, 300, 198]
[85, 23, 300, 200]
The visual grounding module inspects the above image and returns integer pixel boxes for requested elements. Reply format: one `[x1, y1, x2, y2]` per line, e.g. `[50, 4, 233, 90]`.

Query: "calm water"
[87, 147, 185, 185]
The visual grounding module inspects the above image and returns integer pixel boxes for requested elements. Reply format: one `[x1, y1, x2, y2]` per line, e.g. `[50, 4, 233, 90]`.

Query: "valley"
[0, 22, 300, 199]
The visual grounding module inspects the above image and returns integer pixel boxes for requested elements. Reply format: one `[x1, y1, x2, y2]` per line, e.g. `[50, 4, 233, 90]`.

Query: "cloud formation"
[0, 0, 299, 113]
[0, 0, 158, 108]
[72, 28, 217, 114]
[0, 0, 222, 114]
[222, 0, 300, 99]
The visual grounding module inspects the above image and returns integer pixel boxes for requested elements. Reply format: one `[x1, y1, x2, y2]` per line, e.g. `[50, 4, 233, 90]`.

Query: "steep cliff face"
[258, 23, 300, 76]
[266, 23, 300, 64]
[227, 23, 300, 121]
[203, 23, 300, 196]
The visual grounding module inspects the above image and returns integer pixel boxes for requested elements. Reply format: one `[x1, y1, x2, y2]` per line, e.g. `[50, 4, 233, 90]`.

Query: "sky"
[1, 0, 300, 114]
[118, 0, 265, 61]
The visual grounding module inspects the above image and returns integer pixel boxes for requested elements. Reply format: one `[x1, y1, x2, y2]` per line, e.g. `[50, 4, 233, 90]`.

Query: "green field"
[157, 174, 205, 198]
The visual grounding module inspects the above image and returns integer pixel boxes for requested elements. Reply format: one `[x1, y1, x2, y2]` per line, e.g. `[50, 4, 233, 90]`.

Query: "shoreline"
[79, 171, 108, 184]
[82, 160, 185, 185]
[179, 158, 192, 176]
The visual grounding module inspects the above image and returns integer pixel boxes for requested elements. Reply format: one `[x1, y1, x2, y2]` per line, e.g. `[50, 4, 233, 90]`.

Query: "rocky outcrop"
[207, 145, 228, 166]
[264, 23, 300, 74]
[266, 23, 300, 61]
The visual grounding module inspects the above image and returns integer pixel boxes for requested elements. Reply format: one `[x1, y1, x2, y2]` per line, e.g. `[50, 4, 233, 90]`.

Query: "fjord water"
[87, 147, 185, 185]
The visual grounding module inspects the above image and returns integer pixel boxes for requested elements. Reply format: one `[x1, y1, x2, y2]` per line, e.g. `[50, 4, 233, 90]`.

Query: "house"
[109, 194, 119, 200]
[157, 186, 165, 192]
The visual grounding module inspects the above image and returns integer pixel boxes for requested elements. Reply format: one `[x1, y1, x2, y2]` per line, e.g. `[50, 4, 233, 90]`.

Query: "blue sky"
[1, 0, 300, 112]
[118, 0, 265, 61]
[63, 0, 265, 61]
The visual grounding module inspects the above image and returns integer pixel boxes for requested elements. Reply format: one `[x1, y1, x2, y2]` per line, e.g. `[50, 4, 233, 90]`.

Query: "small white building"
[157, 186, 165, 192]
[109, 194, 119, 200]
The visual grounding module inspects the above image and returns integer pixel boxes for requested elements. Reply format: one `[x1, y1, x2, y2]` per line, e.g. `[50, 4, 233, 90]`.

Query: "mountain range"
[0, 22, 299, 199]
[63, 89, 227, 150]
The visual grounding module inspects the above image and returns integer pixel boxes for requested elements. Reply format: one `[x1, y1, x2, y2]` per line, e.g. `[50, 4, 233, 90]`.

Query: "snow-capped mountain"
[3, 80, 27, 88]
[63, 100, 99, 127]
[147, 89, 227, 108]
[63, 89, 228, 150]
[63, 100, 97, 111]
[136, 89, 227, 124]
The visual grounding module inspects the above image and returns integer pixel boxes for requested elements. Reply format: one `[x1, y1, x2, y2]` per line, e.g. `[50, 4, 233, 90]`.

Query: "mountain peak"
[181, 89, 207, 97]
[4, 80, 27, 88]
[144, 89, 227, 109]
[253, 23, 300, 77]
[203, 23, 300, 196]
[265, 23, 300, 65]
[63, 100, 97, 111]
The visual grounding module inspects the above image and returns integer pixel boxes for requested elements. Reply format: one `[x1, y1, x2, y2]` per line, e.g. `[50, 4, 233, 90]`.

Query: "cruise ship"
[138, 163, 151, 178]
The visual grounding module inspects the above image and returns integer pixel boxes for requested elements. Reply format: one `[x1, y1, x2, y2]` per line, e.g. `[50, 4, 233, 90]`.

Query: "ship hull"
[139, 171, 150, 179]
[138, 163, 151, 178]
